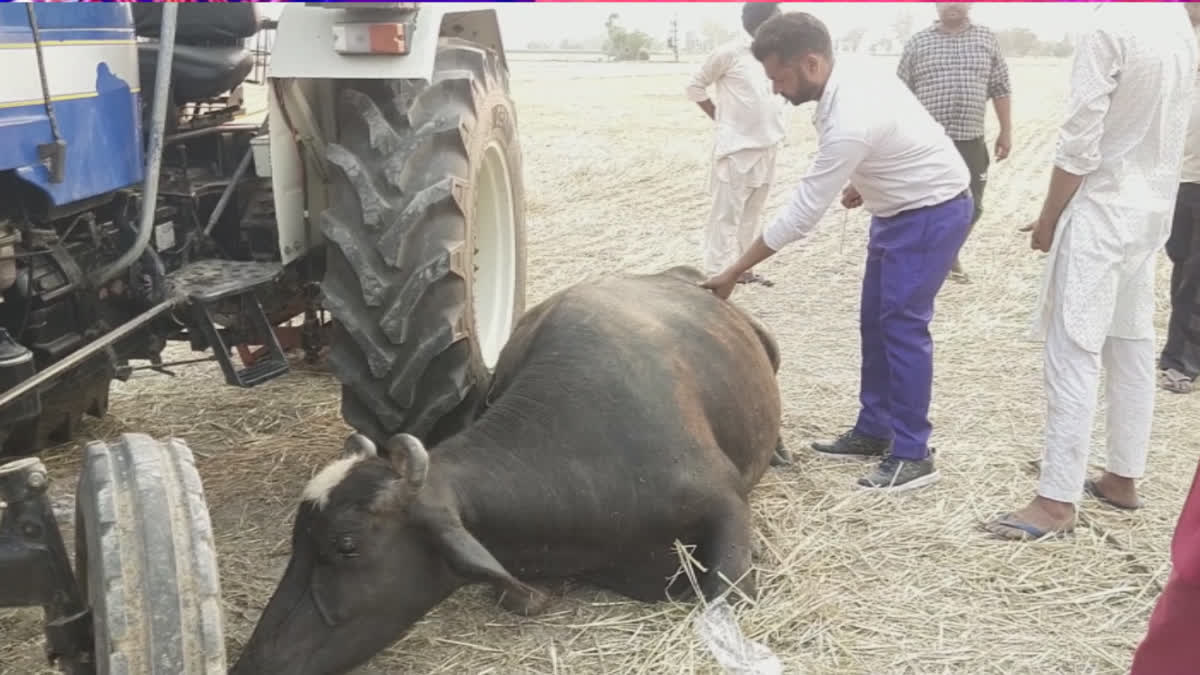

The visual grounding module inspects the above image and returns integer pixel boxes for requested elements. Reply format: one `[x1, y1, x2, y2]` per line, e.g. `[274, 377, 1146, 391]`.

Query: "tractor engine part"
[2, 200, 177, 367]
[0, 195, 179, 457]
[0, 226, 17, 293]
[0, 455, 91, 670]
[0, 328, 38, 429]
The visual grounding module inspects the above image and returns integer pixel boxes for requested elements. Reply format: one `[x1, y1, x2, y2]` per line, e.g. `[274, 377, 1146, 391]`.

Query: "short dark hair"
[741, 2, 780, 37]
[751, 12, 833, 63]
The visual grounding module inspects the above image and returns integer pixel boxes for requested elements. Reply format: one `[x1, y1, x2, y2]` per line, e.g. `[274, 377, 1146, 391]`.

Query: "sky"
[492, 2, 1101, 49]
[255, 3, 1102, 51]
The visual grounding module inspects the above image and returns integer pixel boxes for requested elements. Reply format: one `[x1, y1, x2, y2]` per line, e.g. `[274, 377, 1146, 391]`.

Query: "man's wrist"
[726, 260, 752, 278]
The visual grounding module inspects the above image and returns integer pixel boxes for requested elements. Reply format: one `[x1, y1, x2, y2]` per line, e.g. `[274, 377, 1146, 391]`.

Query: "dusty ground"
[3, 54, 1198, 674]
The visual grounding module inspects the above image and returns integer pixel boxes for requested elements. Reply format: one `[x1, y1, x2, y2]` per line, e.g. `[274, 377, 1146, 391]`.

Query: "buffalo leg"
[770, 437, 791, 466]
[700, 498, 756, 602]
[599, 556, 688, 602]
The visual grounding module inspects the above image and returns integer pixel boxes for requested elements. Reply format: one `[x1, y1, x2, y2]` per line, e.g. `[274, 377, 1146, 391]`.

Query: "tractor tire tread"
[322, 37, 522, 444]
[76, 432, 225, 675]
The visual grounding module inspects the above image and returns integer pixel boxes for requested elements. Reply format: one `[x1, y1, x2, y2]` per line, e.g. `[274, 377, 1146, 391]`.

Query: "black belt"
[887, 190, 970, 219]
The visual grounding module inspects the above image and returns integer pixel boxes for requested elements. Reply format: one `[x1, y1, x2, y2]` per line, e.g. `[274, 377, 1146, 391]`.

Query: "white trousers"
[703, 147, 776, 277]
[1039, 304, 1156, 503]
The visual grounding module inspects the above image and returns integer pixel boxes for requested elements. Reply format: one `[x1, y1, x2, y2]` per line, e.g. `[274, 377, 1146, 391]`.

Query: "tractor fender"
[268, 3, 506, 81]
[264, 3, 507, 264]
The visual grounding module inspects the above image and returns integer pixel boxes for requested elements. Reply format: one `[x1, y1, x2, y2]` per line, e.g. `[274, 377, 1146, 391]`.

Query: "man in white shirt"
[686, 2, 786, 286]
[701, 12, 971, 493]
[1160, 30, 1200, 395]
[986, 3, 1199, 540]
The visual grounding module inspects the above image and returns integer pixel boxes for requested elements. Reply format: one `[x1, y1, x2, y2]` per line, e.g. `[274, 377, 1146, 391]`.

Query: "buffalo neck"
[421, 400, 550, 534]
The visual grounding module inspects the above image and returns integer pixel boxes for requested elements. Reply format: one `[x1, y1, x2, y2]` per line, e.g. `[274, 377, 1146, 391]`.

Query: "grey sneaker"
[856, 455, 940, 493]
[811, 430, 891, 459]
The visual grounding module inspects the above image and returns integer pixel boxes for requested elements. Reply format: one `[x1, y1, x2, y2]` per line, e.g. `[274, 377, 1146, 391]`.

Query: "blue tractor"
[0, 3, 525, 671]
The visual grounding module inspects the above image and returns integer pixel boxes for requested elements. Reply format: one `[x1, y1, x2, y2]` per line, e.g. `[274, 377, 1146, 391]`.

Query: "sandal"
[982, 512, 1074, 541]
[737, 272, 775, 288]
[1159, 368, 1195, 394]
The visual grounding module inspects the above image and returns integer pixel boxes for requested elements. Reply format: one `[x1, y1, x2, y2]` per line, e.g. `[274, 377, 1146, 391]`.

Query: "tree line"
[524, 14, 741, 62]
[524, 16, 1074, 62]
[840, 24, 1074, 58]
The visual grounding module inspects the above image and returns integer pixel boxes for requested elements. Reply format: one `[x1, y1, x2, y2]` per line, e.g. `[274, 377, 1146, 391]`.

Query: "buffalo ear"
[432, 520, 535, 598]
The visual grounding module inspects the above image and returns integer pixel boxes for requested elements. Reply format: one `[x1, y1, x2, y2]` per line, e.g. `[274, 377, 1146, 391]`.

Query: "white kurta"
[1031, 4, 1199, 352]
[703, 146, 777, 276]
[1182, 39, 1200, 185]
[686, 37, 786, 276]
[1031, 4, 1198, 504]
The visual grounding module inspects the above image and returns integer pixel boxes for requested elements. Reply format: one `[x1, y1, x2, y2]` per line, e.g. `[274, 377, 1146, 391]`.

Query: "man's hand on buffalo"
[701, 269, 740, 300]
[700, 236, 779, 299]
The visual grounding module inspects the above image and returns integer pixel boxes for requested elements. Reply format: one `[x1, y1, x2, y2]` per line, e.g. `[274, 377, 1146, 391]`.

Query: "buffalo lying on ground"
[231, 266, 783, 675]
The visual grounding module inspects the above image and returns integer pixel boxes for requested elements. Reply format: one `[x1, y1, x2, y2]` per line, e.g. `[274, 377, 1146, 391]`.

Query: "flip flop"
[1083, 478, 1143, 511]
[1159, 368, 1195, 394]
[738, 273, 775, 288]
[982, 512, 1073, 541]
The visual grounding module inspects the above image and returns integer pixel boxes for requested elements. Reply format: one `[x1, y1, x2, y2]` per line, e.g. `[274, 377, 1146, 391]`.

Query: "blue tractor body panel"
[0, 4, 143, 206]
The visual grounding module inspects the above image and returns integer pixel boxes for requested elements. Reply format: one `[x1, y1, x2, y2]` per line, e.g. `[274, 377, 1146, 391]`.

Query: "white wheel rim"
[472, 141, 518, 370]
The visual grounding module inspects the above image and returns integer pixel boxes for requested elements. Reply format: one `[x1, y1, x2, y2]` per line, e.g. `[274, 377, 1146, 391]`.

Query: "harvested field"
[3, 54, 1198, 674]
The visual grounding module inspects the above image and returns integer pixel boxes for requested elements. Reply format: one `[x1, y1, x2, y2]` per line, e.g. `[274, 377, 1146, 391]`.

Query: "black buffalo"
[232, 266, 783, 675]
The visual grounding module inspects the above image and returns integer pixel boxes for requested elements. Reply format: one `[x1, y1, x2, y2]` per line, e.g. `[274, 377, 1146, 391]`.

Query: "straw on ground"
[1, 54, 1195, 675]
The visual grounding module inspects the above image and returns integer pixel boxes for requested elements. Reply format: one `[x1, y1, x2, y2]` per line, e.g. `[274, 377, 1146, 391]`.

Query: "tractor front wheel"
[74, 433, 226, 674]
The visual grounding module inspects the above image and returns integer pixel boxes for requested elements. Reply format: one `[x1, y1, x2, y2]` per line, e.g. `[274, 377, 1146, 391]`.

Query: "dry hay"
[3, 55, 1198, 675]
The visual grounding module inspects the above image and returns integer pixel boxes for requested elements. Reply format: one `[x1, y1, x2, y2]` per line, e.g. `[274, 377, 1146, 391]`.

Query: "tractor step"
[167, 260, 289, 388]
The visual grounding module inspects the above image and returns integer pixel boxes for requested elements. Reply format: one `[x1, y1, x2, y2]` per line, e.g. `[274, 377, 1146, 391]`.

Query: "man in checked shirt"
[898, 2, 1012, 283]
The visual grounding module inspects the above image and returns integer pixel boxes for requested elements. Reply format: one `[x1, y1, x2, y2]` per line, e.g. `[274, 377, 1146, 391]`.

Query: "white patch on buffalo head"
[301, 455, 365, 509]
[301, 432, 381, 509]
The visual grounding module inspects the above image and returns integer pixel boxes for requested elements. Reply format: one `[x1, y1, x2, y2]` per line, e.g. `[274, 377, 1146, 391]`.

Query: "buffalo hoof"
[770, 439, 791, 467]
[496, 584, 552, 617]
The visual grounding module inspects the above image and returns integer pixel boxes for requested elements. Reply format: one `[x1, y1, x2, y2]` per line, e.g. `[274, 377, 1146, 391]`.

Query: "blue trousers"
[854, 192, 972, 460]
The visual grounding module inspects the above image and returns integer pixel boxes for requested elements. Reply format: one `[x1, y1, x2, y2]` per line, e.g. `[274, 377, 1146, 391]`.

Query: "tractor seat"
[137, 42, 253, 104]
[132, 4, 260, 46]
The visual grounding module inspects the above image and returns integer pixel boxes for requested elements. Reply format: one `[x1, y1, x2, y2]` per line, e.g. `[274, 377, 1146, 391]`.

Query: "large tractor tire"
[320, 37, 526, 446]
[75, 433, 226, 674]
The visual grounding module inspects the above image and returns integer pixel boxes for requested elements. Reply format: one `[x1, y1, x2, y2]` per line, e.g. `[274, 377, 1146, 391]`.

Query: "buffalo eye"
[335, 535, 358, 558]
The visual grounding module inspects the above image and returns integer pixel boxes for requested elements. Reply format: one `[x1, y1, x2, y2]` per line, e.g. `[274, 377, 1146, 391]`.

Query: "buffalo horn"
[387, 433, 429, 489]
[342, 433, 377, 458]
